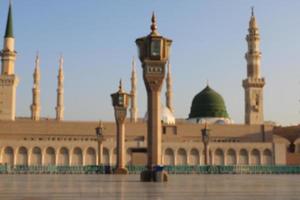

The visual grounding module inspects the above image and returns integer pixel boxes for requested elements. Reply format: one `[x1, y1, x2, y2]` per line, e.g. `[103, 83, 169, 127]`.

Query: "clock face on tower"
[151, 40, 161, 57]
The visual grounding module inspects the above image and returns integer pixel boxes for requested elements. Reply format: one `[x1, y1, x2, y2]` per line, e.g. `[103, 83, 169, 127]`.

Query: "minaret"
[130, 57, 138, 122]
[0, 2, 19, 121]
[165, 60, 174, 113]
[242, 8, 265, 125]
[55, 55, 64, 121]
[30, 53, 41, 120]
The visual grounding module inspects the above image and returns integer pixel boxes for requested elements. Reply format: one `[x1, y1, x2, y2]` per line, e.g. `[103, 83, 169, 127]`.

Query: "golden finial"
[35, 51, 40, 67]
[151, 12, 158, 34]
[249, 6, 258, 28]
[58, 53, 64, 72]
[36, 51, 39, 60]
[119, 79, 123, 92]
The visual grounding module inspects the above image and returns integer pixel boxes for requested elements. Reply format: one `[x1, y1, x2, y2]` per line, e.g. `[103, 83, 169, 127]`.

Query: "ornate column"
[136, 13, 172, 182]
[111, 80, 130, 174]
[95, 121, 104, 165]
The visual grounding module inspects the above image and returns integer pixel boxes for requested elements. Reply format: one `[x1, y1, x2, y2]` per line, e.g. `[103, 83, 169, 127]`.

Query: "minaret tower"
[31, 53, 41, 120]
[242, 8, 265, 125]
[55, 55, 64, 121]
[165, 60, 174, 113]
[130, 57, 138, 123]
[0, 2, 19, 121]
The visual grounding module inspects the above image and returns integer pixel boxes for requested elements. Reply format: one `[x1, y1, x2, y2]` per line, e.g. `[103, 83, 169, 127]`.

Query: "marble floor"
[0, 174, 299, 200]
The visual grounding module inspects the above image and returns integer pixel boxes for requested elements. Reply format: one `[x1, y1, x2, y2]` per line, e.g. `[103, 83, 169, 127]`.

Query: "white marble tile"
[0, 174, 299, 200]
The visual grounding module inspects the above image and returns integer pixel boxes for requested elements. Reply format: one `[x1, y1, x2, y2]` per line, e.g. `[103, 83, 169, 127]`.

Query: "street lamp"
[111, 80, 130, 174]
[201, 123, 210, 165]
[136, 12, 172, 182]
[95, 121, 104, 166]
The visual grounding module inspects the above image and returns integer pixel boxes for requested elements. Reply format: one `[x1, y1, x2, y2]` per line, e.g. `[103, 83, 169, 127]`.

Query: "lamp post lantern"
[136, 13, 172, 182]
[111, 80, 130, 174]
[201, 123, 211, 165]
[95, 121, 104, 166]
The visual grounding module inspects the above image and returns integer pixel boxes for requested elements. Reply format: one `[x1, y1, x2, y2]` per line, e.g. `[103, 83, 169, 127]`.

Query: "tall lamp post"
[95, 121, 104, 166]
[111, 80, 130, 174]
[136, 13, 172, 182]
[201, 123, 210, 165]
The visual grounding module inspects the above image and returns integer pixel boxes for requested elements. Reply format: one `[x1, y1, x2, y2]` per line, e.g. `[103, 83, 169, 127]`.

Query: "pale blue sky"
[1, 1, 300, 125]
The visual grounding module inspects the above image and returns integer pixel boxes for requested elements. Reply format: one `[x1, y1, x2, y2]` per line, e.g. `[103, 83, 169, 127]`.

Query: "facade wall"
[162, 142, 274, 166]
[0, 138, 275, 166]
[0, 139, 98, 166]
[0, 120, 291, 166]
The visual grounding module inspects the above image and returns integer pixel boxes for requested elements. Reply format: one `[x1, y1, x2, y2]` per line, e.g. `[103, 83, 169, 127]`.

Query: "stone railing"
[0, 165, 300, 174]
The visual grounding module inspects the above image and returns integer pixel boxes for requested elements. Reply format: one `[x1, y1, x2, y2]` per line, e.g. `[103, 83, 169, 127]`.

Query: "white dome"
[161, 106, 176, 125]
[144, 105, 175, 125]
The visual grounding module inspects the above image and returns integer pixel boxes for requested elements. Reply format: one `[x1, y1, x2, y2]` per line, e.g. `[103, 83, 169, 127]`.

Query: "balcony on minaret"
[243, 78, 265, 88]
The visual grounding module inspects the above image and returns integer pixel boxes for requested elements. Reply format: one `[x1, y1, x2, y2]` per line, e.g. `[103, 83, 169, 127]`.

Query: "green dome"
[188, 86, 229, 119]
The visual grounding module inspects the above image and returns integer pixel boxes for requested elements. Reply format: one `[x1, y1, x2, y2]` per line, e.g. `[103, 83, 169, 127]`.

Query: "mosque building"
[0, 3, 299, 168]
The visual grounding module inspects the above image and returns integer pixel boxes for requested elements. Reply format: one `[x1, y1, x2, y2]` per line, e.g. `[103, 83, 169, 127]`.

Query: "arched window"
[3, 147, 14, 166]
[226, 149, 236, 165]
[251, 149, 260, 165]
[263, 149, 272, 165]
[31, 147, 42, 166]
[17, 147, 28, 165]
[189, 149, 199, 166]
[239, 149, 249, 165]
[45, 147, 56, 165]
[85, 147, 96, 165]
[59, 147, 69, 166]
[214, 149, 224, 165]
[164, 148, 174, 166]
[177, 148, 187, 165]
[72, 147, 83, 166]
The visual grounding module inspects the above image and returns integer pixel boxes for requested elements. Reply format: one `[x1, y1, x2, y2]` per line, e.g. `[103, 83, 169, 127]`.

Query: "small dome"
[188, 86, 229, 119]
[161, 106, 175, 125]
[144, 105, 175, 125]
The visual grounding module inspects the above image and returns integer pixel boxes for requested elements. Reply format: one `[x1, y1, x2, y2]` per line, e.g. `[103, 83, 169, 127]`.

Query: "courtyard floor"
[0, 174, 299, 200]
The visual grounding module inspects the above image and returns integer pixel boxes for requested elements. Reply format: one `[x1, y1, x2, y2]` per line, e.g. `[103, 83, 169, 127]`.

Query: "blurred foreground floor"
[0, 174, 299, 200]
